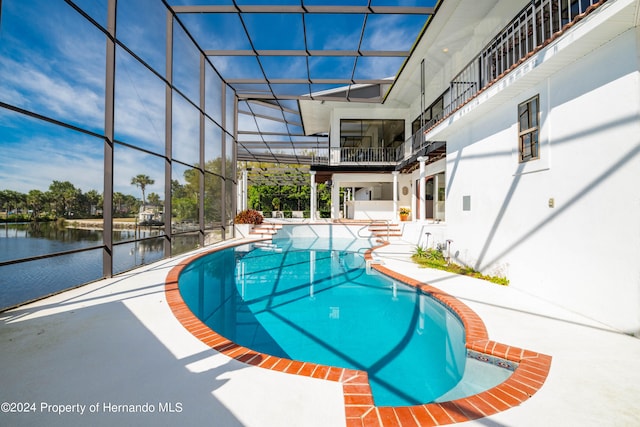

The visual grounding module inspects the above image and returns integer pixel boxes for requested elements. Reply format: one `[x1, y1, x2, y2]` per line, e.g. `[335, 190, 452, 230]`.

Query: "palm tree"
[113, 192, 125, 216]
[147, 192, 161, 208]
[131, 174, 154, 209]
[27, 189, 47, 220]
[147, 192, 161, 217]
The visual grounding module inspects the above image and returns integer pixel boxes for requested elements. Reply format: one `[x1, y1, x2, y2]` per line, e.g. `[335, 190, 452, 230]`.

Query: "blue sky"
[0, 0, 434, 195]
[0, 0, 107, 193]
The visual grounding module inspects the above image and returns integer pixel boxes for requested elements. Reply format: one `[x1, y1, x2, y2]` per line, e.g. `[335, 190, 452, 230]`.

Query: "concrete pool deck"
[1, 237, 639, 426]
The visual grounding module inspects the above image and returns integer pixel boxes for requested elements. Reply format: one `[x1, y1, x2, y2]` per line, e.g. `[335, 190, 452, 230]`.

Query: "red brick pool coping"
[164, 241, 551, 426]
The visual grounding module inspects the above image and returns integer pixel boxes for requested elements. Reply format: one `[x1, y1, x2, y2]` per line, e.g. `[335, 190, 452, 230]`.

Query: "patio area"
[1, 237, 639, 426]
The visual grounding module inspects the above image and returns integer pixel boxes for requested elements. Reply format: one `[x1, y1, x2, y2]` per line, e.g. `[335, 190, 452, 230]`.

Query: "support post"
[199, 52, 205, 248]
[331, 181, 340, 220]
[418, 156, 427, 221]
[241, 169, 248, 211]
[164, 9, 174, 257]
[103, 0, 117, 278]
[434, 172, 440, 221]
[392, 171, 399, 222]
[309, 171, 317, 221]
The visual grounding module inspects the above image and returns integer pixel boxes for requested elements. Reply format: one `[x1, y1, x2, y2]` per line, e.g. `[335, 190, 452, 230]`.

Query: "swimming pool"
[178, 238, 469, 406]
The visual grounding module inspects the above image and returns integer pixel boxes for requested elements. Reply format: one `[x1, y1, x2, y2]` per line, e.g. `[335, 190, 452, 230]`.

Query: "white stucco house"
[297, 0, 640, 335]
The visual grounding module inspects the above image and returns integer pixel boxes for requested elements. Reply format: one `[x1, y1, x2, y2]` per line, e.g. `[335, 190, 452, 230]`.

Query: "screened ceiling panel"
[242, 141, 312, 149]
[269, 83, 312, 97]
[236, 115, 260, 132]
[293, 135, 328, 144]
[213, 56, 264, 79]
[236, 0, 301, 5]
[274, 99, 300, 111]
[302, 0, 369, 5]
[361, 15, 429, 50]
[259, 56, 308, 79]
[253, 117, 289, 133]
[177, 14, 250, 50]
[284, 124, 304, 134]
[308, 56, 357, 79]
[236, 134, 260, 143]
[243, 102, 285, 121]
[243, 14, 306, 50]
[305, 14, 366, 50]
[171, 1, 436, 165]
[283, 111, 302, 125]
[354, 57, 406, 79]
[168, 0, 233, 4]
[309, 84, 349, 98]
[230, 83, 272, 96]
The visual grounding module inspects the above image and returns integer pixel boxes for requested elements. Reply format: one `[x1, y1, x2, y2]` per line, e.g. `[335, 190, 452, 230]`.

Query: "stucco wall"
[442, 27, 640, 334]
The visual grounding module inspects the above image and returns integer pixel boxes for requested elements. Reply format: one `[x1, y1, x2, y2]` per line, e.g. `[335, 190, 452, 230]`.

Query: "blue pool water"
[178, 238, 467, 406]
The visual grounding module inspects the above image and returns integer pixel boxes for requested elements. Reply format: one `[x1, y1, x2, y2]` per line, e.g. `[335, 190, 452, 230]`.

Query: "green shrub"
[234, 209, 264, 225]
[414, 245, 428, 258]
[487, 275, 510, 286]
[414, 246, 445, 262]
[412, 246, 509, 286]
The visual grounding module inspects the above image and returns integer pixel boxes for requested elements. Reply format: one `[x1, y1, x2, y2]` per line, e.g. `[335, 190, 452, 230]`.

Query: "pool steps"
[368, 223, 402, 239]
[249, 223, 282, 238]
[249, 221, 403, 241]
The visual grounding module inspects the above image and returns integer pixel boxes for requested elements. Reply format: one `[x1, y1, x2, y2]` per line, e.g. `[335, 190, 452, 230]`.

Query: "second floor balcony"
[310, 142, 440, 167]
[311, 0, 608, 169]
[331, 147, 400, 165]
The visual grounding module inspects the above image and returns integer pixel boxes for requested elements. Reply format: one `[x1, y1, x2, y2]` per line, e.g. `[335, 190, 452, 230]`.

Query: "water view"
[0, 222, 171, 310]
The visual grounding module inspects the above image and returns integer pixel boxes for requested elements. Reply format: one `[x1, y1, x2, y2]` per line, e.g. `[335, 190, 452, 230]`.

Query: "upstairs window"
[339, 119, 404, 149]
[518, 95, 539, 162]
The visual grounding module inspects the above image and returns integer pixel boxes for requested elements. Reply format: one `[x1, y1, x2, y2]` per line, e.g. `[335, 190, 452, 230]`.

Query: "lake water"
[0, 222, 170, 310]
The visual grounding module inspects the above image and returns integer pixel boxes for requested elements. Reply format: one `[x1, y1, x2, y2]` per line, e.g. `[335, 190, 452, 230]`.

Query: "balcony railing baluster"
[311, 0, 603, 166]
[420, 0, 601, 146]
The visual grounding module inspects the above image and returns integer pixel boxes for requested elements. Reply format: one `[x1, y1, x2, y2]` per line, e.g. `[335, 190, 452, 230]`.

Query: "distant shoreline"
[0, 219, 164, 231]
[68, 219, 164, 230]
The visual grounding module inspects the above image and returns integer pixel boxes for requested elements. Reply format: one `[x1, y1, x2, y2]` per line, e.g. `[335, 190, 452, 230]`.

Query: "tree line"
[0, 180, 161, 222]
[2, 161, 332, 222]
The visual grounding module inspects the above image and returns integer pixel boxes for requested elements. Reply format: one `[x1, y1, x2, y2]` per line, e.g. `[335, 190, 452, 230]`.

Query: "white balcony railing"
[329, 147, 399, 165]
[314, 0, 606, 167]
[413, 0, 606, 140]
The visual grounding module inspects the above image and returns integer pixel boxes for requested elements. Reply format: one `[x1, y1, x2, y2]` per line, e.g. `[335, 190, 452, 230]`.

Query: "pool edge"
[164, 240, 551, 427]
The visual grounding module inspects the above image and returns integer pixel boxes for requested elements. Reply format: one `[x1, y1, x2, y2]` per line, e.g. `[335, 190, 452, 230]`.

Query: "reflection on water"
[179, 240, 467, 406]
[1, 222, 104, 262]
[0, 222, 167, 310]
[113, 237, 166, 275]
[0, 249, 103, 310]
[0, 222, 164, 263]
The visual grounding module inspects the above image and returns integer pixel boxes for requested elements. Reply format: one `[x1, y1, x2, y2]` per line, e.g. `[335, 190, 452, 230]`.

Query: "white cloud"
[113, 146, 165, 197]
[0, 133, 104, 194]
[363, 15, 417, 51]
[0, 1, 107, 132]
[0, 57, 104, 126]
[172, 94, 201, 165]
[113, 52, 166, 150]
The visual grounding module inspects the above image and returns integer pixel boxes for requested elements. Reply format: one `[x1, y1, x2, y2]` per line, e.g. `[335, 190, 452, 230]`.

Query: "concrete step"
[249, 223, 282, 237]
[372, 233, 403, 238]
[369, 226, 401, 232]
[250, 228, 279, 235]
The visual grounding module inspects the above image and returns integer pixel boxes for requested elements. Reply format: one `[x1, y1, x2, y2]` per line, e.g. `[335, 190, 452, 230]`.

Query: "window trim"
[518, 95, 540, 163]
